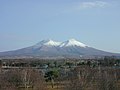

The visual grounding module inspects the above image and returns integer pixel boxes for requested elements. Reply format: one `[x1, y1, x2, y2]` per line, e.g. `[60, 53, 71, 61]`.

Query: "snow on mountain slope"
[60, 39, 87, 48]
[34, 39, 61, 48]
[0, 39, 119, 58]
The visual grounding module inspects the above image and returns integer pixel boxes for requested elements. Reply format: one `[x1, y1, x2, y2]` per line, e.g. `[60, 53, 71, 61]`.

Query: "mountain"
[0, 39, 119, 59]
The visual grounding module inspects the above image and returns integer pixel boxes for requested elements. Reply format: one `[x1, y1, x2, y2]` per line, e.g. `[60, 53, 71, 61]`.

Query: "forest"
[0, 56, 120, 90]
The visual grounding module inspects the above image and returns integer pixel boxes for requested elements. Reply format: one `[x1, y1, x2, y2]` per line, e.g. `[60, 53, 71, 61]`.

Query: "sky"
[0, 0, 120, 53]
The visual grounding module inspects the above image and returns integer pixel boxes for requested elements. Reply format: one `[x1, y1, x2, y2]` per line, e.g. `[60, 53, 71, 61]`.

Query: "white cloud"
[79, 1, 108, 9]
[54, 1, 109, 16]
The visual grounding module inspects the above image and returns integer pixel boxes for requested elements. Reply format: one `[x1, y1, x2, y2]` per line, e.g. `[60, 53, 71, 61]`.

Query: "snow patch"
[60, 39, 87, 48]
[34, 39, 61, 48]
[33, 39, 87, 48]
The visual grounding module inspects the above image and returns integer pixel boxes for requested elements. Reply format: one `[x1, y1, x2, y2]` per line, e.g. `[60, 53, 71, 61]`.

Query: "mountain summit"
[0, 39, 119, 58]
[60, 39, 87, 47]
[34, 39, 87, 48]
[34, 39, 61, 47]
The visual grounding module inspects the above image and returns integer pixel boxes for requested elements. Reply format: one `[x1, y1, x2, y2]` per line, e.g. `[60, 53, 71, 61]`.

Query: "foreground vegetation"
[0, 56, 120, 90]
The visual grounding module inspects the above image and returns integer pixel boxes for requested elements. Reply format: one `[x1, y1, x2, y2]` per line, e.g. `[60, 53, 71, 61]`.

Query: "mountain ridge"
[0, 39, 120, 59]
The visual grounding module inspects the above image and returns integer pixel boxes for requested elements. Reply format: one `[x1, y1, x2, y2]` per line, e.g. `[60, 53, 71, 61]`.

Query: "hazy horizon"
[0, 0, 120, 53]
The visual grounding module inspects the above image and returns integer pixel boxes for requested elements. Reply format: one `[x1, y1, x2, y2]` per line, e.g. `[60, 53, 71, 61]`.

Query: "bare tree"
[21, 67, 47, 90]
[64, 66, 96, 90]
[63, 66, 120, 90]
[0, 68, 47, 90]
[95, 68, 119, 90]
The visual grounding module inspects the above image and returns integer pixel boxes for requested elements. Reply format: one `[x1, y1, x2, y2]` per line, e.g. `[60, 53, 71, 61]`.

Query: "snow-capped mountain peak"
[0, 38, 118, 58]
[33, 39, 87, 48]
[34, 39, 61, 47]
[60, 39, 87, 47]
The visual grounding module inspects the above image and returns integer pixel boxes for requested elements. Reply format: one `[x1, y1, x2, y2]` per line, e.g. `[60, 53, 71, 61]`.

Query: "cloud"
[79, 1, 108, 9]
[54, 1, 109, 16]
